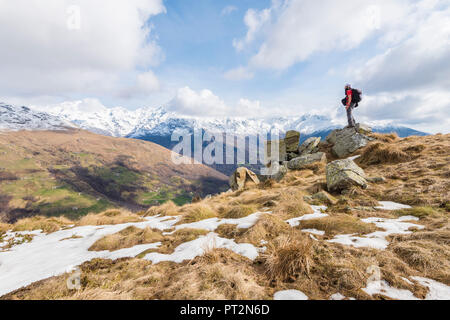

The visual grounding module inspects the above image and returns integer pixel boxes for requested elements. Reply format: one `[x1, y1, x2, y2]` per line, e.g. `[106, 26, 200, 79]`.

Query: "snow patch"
[328, 216, 424, 250]
[173, 212, 266, 232]
[375, 201, 412, 211]
[362, 280, 419, 300]
[274, 290, 309, 300]
[411, 277, 450, 300]
[301, 229, 325, 236]
[286, 205, 328, 227]
[144, 233, 259, 264]
[330, 293, 346, 300]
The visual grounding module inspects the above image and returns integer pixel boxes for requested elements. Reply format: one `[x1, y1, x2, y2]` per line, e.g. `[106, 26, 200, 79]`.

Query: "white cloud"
[357, 90, 450, 134]
[232, 6, 273, 52]
[166, 87, 266, 118]
[235, 0, 418, 70]
[221, 5, 238, 16]
[224, 67, 254, 81]
[353, 4, 450, 93]
[167, 87, 229, 117]
[0, 0, 166, 99]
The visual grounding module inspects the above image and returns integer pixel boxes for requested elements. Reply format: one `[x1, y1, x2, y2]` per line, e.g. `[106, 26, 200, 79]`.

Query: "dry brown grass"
[236, 214, 291, 246]
[77, 210, 143, 226]
[0, 223, 11, 234]
[272, 189, 313, 219]
[177, 204, 217, 224]
[220, 204, 258, 219]
[262, 232, 313, 281]
[145, 201, 180, 217]
[369, 132, 400, 143]
[89, 226, 164, 252]
[357, 142, 413, 166]
[12, 216, 72, 233]
[393, 206, 443, 219]
[299, 215, 379, 237]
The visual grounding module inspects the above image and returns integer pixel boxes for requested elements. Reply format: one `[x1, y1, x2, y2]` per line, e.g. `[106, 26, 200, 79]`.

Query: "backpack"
[351, 88, 362, 105]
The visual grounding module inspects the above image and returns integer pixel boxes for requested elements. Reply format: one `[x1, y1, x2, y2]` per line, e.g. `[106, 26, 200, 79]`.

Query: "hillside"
[0, 129, 228, 223]
[0, 132, 448, 300]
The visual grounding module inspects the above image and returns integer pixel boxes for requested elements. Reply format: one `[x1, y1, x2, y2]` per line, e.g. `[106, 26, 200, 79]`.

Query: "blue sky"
[0, 0, 449, 133]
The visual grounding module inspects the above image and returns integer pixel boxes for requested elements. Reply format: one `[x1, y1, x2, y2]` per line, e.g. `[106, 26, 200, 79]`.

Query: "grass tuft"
[89, 226, 164, 252]
[358, 143, 412, 166]
[77, 210, 143, 226]
[145, 201, 180, 217]
[262, 232, 313, 281]
[13, 216, 72, 233]
[221, 204, 258, 219]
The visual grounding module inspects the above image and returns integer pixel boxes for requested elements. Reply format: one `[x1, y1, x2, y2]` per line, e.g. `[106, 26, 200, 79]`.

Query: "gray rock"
[230, 167, 260, 191]
[367, 176, 386, 183]
[266, 139, 287, 163]
[287, 152, 327, 170]
[312, 191, 338, 205]
[326, 159, 368, 192]
[326, 126, 374, 158]
[285, 130, 301, 153]
[298, 137, 321, 156]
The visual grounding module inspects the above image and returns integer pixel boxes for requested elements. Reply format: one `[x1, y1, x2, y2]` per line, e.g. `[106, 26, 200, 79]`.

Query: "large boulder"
[266, 139, 287, 163]
[298, 137, 321, 156]
[285, 130, 301, 153]
[230, 167, 260, 191]
[326, 126, 374, 158]
[287, 152, 327, 170]
[326, 159, 368, 192]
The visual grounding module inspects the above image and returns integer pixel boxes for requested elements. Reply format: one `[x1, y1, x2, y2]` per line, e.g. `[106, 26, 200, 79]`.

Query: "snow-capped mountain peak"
[0, 102, 75, 132]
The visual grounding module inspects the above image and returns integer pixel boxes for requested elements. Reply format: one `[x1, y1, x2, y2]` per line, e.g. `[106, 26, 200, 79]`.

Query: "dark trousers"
[346, 103, 356, 127]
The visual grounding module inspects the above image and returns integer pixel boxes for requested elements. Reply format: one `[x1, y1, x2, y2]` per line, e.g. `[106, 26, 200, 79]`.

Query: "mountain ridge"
[25, 101, 429, 139]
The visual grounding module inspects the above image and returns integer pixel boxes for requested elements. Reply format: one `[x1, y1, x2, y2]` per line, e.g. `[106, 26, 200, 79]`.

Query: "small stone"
[367, 177, 386, 183]
[312, 191, 338, 205]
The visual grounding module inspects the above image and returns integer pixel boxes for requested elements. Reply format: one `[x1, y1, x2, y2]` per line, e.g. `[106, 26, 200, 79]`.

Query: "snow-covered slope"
[0, 103, 75, 132]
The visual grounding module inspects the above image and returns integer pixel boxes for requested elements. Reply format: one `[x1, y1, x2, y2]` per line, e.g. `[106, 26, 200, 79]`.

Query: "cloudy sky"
[0, 0, 449, 133]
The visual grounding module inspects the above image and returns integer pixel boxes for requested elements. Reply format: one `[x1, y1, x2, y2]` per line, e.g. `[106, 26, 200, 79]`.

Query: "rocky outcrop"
[285, 130, 301, 153]
[287, 152, 327, 170]
[326, 159, 368, 192]
[298, 137, 321, 156]
[326, 125, 374, 158]
[230, 167, 260, 191]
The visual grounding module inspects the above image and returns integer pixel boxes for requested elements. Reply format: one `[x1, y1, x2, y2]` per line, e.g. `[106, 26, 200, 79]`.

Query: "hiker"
[342, 84, 362, 128]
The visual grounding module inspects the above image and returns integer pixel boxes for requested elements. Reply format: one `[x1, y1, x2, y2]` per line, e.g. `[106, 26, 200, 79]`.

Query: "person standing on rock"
[343, 84, 362, 128]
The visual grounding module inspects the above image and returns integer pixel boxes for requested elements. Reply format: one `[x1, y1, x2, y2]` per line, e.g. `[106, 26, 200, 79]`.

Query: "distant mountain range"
[21, 100, 428, 140]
